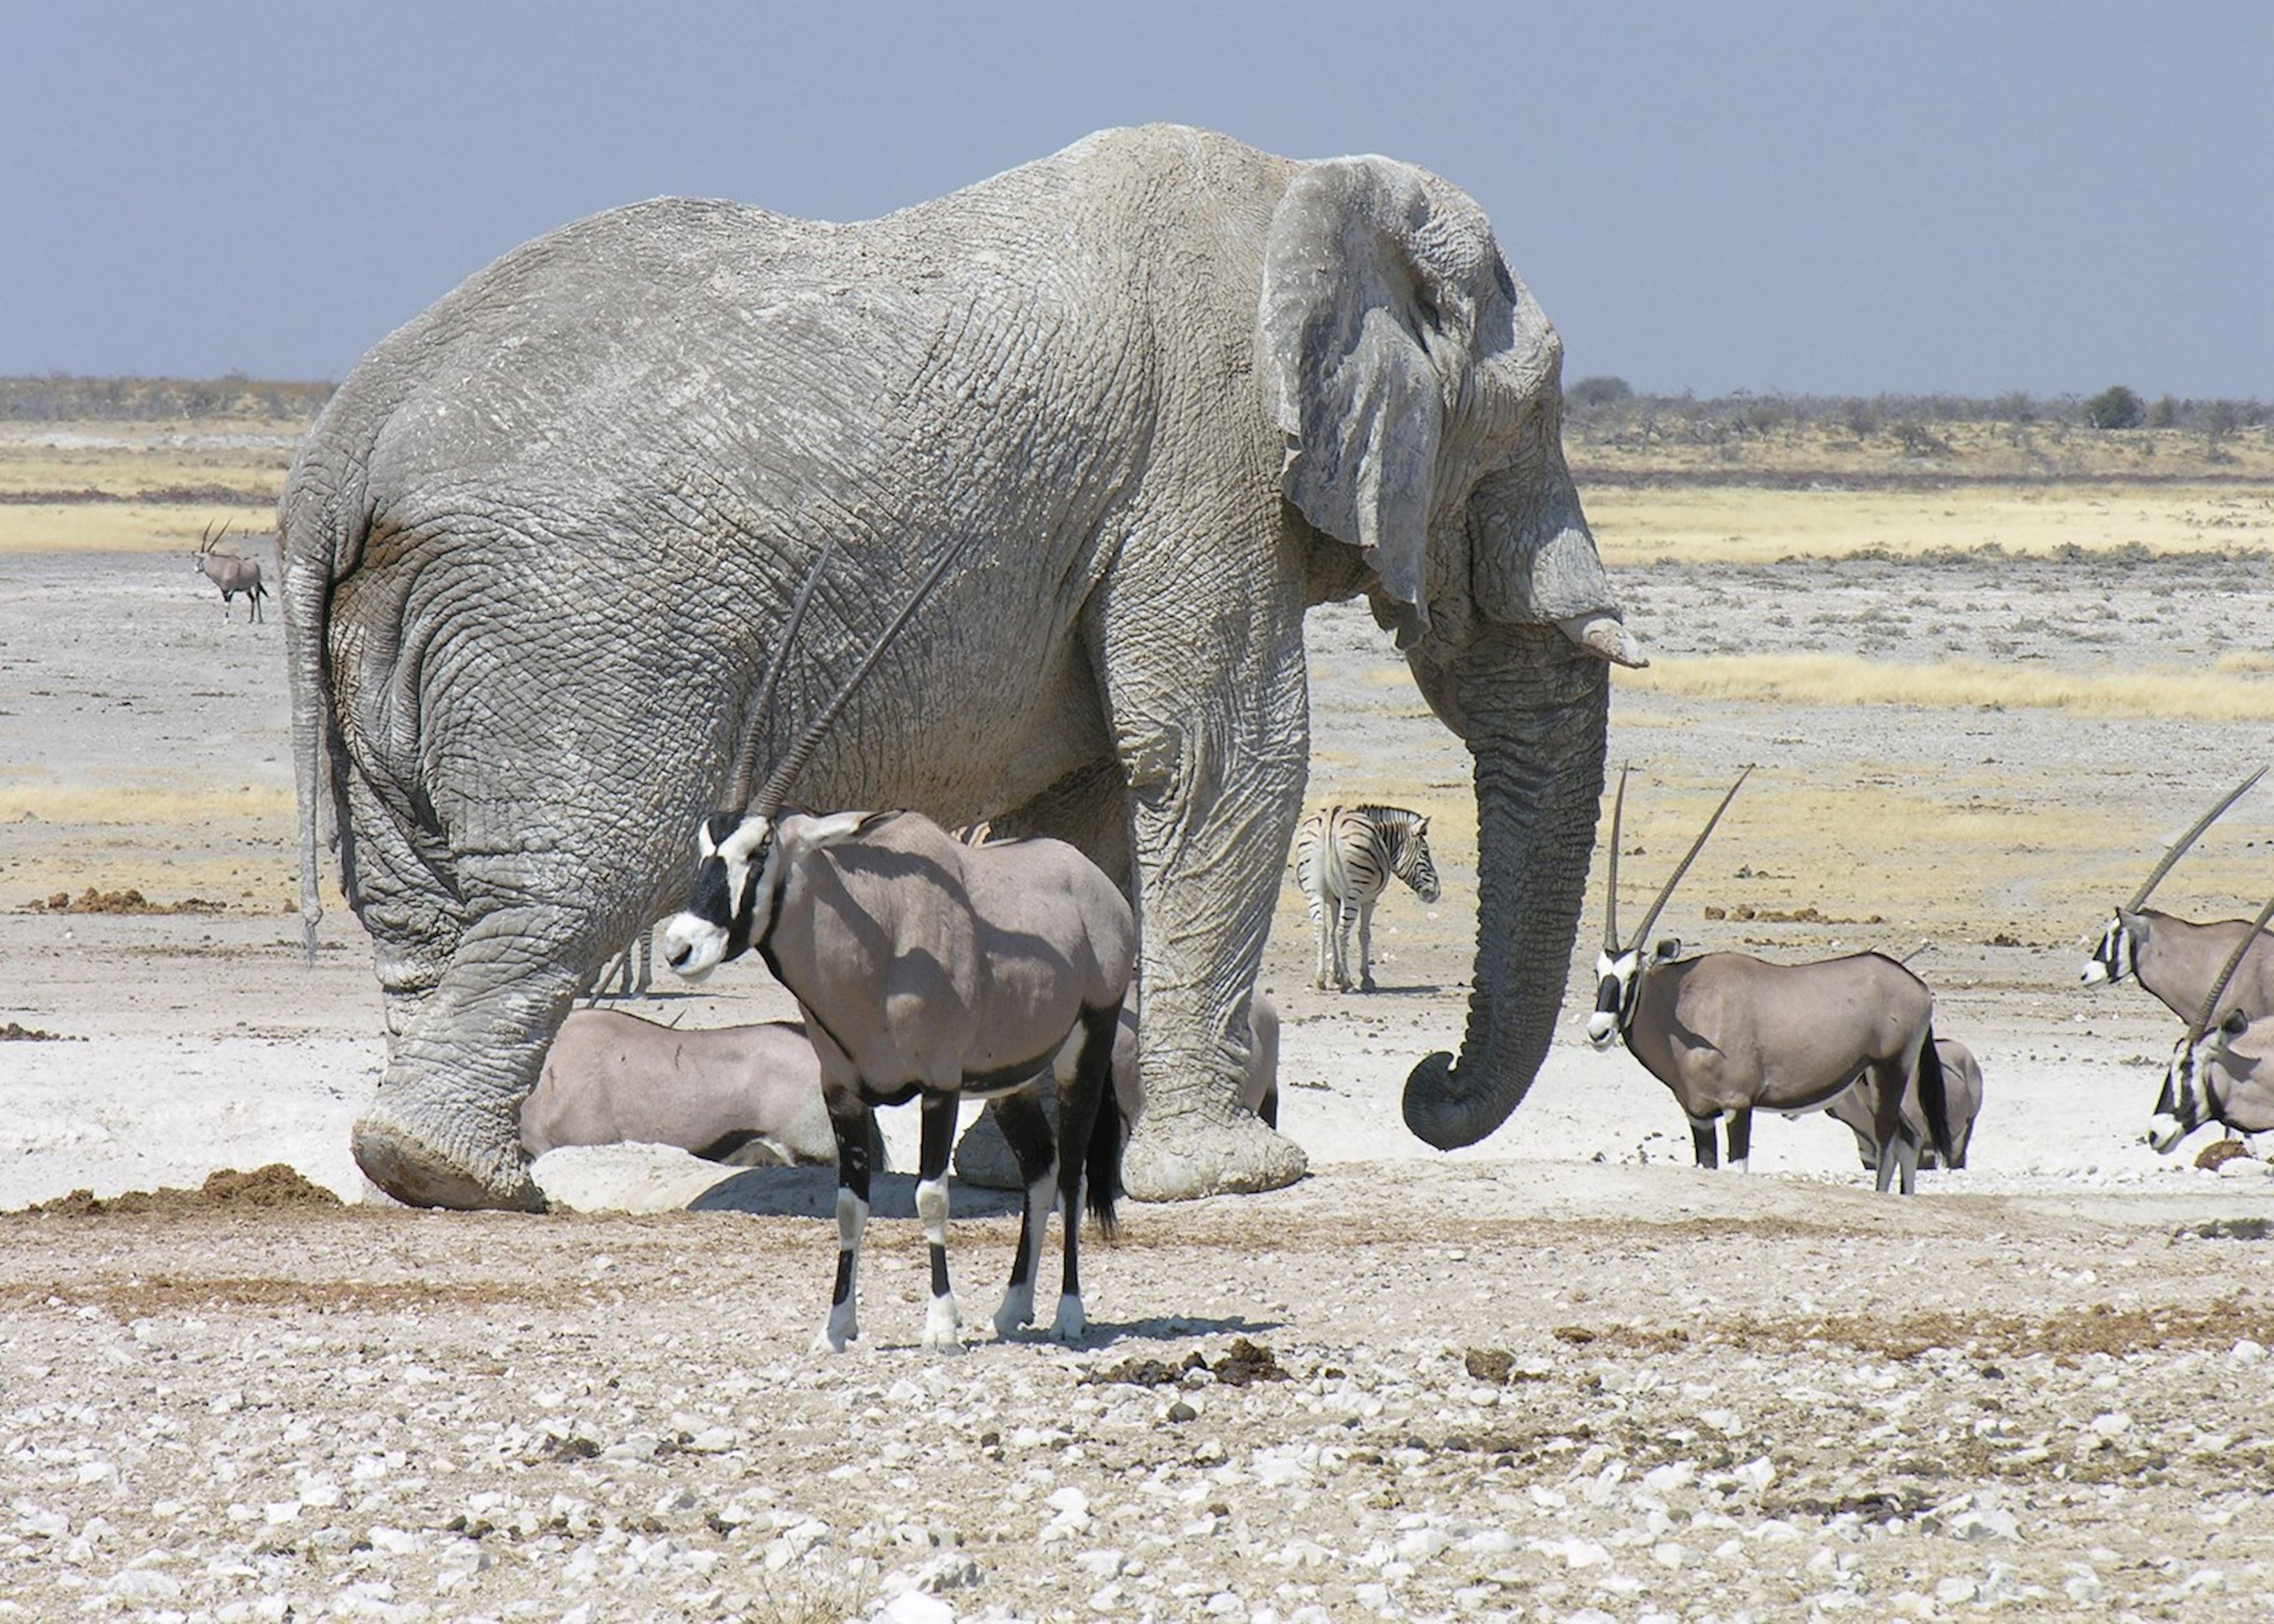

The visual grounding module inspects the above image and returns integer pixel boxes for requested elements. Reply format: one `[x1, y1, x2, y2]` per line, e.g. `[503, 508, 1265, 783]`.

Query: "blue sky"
[1, 1, 2266, 396]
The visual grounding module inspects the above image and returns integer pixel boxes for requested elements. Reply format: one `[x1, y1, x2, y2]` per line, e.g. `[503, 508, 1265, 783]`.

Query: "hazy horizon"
[3, 2, 2266, 399]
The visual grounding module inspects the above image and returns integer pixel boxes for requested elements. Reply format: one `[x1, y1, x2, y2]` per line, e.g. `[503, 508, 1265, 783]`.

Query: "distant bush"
[1566, 375, 1633, 411]
[2084, 385, 2146, 430]
[0, 374, 334, 422]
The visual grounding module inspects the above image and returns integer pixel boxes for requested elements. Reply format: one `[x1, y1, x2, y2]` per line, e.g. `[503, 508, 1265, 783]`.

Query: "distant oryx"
[1586, 768, 1954, 1194]
[1829, 1036, 1983, 1174]
[1294, 803, 1441, 991]
[192, 522, 267, 622]
[2083, 768, 2274, 1026]
[662, 537, 1133, 1353]
[2147, 894, 2274, 1156]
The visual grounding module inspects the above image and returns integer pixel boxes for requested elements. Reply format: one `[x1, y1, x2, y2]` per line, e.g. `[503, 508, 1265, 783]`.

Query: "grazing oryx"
[1294, 803, 1442, 991]
[2148, 894, 2274, 1155]
[1829, 1036, 1983, 1174]
[662, 537, 1134, 1353]
[2083, 768, 2274, 1026]
[192, 522, 267, 622]
[522, 1008, 850, 1166]
[1587, 768, 1953, 1194]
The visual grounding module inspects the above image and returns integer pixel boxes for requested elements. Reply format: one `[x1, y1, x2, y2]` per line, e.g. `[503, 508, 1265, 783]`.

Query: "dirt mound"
[1, 1021, 74, 1041]
[24, 887, 227, 915]
[30, 1163, 340, 1215]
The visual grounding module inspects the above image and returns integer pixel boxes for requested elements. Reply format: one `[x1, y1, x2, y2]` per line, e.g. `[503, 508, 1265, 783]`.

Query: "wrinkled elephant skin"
[282, 125, 1627, 1209]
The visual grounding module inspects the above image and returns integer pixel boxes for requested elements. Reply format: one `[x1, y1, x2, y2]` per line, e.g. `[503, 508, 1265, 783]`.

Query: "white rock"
[1642, 1461, 1697, 1495]
[103, 1568, 182, 1602]
[2231, 1340, 2268, 1365]
[878, 1593, 955, 1624]
[2089, 1411, 2131, 1437]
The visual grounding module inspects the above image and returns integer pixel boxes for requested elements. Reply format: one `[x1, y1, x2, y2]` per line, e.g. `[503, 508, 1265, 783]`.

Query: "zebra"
[1294, 803, 1442, 993]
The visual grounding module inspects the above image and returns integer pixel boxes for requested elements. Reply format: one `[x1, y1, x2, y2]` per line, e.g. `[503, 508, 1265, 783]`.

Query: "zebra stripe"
[1294, 804, 1442, 992]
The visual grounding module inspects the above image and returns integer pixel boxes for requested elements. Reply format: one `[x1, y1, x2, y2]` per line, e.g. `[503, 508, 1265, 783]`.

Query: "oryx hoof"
[1359, 977, 1378, 993]
[922, 1296, 964, 1354]
[1048, 1292, 1086, 1345]
[992, 1285, 1037, 1340]
[811, 1308, 858, 1354]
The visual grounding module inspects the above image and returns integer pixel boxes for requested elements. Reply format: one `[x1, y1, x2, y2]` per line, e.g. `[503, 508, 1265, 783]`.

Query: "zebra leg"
[991, 1089, 1058, 1338]
[1334, 892, 1361, 991]
[1310, 895, 1331, 990]
[1357, 896, 1378, 992]
[917, 1091, 963, 1353]
[812, 1094, 875, 1354]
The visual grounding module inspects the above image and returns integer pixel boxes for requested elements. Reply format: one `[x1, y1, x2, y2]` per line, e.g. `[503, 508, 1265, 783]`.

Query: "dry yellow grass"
[1585, 483, 2274, 567]
[1616, 653, 2274, 721]
[0, 502, 279, 554]
[1568, 420, 2274, 484]
[0, 783, 296, 825]
[0, 420, 293, 554]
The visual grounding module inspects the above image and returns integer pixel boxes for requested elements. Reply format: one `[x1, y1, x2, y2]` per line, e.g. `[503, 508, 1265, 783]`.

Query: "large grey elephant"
[282, 124, 1635, 1212]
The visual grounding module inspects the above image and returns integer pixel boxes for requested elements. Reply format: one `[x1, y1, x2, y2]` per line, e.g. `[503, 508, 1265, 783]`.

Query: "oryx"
[661, 537, 1134, 1353]
[192, 521, 267, 622]
[1828, 1036, 1983, 1174]
[2147, 893, 2274, 1156]
[2083, 768, 2274, 1025]
[1586, 767, 1953, 1194]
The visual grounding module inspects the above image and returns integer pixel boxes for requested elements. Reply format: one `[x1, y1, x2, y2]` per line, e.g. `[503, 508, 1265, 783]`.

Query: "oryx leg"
[917, 1092, 963, 1353]
[813, 1094, 876, 1354]
[1868, 1061, 1921, 1195]
[1689, 1114, 1720, 1170]
[1725, 1108, 1753, 1172]
[1357, 896, 1378, 992]
[1050, 1004, 1120, 1343]
[991, 1089, 1058, 1339]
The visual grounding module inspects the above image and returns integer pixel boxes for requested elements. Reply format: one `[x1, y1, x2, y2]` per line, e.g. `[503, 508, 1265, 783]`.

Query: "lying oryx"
[2148, 894, 2274, 1156]
[521, 1007, 883, 1168]
[2083, 767, 2274, 1025]
[1586, 768, 1953, 1194]
[662, 536, 1134, 1353]
[1827, 1036, 1983, 1174]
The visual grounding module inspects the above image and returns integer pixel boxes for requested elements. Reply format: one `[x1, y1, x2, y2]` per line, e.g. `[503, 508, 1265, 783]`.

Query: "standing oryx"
[1294, 804, 1442, 992]
[2147, 894, 2274, 1156]
[192, 522, 267, 622]
[1586, 768, 1953, 1194]
[2083, 768, 2274, 1026]
[662, 539, 1134, 1354]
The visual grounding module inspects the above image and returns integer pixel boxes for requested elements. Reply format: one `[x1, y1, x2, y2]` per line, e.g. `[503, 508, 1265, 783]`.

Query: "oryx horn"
[749, 531, 981, 820]
[2189, 891, 2274, 1043]
[198, 520, 222, 554]
[724, 537, 840, 811]
[2127, 767, 2267, 913]
[1603, 764, 1629, 951]
[1626, 766, 1752, 953]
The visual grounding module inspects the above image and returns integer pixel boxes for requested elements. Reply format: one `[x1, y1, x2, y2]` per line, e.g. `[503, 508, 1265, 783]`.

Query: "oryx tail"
[1916, 1024, 1954, 1167]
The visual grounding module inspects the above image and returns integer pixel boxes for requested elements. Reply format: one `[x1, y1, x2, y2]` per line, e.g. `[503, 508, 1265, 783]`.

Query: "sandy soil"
[6, 544, 2274, 1620]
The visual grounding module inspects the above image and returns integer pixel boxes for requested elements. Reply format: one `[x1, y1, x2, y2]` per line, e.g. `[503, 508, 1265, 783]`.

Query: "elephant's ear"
[1259, 158, 1449, 621]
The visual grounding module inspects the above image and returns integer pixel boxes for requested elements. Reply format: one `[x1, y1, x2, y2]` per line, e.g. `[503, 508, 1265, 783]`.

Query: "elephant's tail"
[280, 438, 369, 965]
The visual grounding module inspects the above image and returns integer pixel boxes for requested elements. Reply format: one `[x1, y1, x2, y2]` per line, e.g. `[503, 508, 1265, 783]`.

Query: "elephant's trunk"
[1401, 625, 1608, 1149]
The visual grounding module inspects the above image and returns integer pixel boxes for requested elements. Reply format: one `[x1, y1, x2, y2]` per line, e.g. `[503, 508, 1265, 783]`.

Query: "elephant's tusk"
[1557, 611, 1649, 669]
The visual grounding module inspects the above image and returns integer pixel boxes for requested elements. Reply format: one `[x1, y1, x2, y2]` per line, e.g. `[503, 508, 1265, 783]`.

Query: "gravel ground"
[7, 544, 2274, 1620]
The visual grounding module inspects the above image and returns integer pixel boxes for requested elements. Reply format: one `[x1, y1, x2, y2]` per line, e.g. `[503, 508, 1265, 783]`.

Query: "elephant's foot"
[1120, 1111, 1306, 1202]
[351, 1093, 545, 1213]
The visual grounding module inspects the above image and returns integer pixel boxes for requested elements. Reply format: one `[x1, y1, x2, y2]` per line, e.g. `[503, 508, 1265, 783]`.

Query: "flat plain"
[4, 411, 2274, 1619]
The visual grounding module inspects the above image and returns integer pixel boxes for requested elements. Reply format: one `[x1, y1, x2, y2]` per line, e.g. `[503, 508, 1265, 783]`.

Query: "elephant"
[282, 123, 1637, 1212]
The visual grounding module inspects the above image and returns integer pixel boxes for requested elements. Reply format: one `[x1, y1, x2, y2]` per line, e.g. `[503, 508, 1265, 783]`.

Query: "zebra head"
[663, 813, 779, 981]
[1389, 813, 1442, 904]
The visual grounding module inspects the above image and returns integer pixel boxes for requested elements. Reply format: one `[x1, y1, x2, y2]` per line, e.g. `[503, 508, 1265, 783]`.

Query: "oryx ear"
[2117, 907, 2146, 930]
[1654, 937, 1682, 963]
[781, 809, 893, 857]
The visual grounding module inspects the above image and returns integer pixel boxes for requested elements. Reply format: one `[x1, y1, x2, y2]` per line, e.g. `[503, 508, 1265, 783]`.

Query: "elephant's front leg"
[1095, 567, 1309, 1201]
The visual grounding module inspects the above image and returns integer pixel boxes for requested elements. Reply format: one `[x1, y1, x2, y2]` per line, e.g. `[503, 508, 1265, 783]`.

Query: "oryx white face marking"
[662, 813, 776, 980]
[1587, 949, 1637, 1049]
[2081, 913, 2129, 987]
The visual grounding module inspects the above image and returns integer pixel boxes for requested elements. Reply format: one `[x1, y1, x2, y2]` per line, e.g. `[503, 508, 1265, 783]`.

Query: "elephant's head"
[1259, 156, 1635, 1149]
